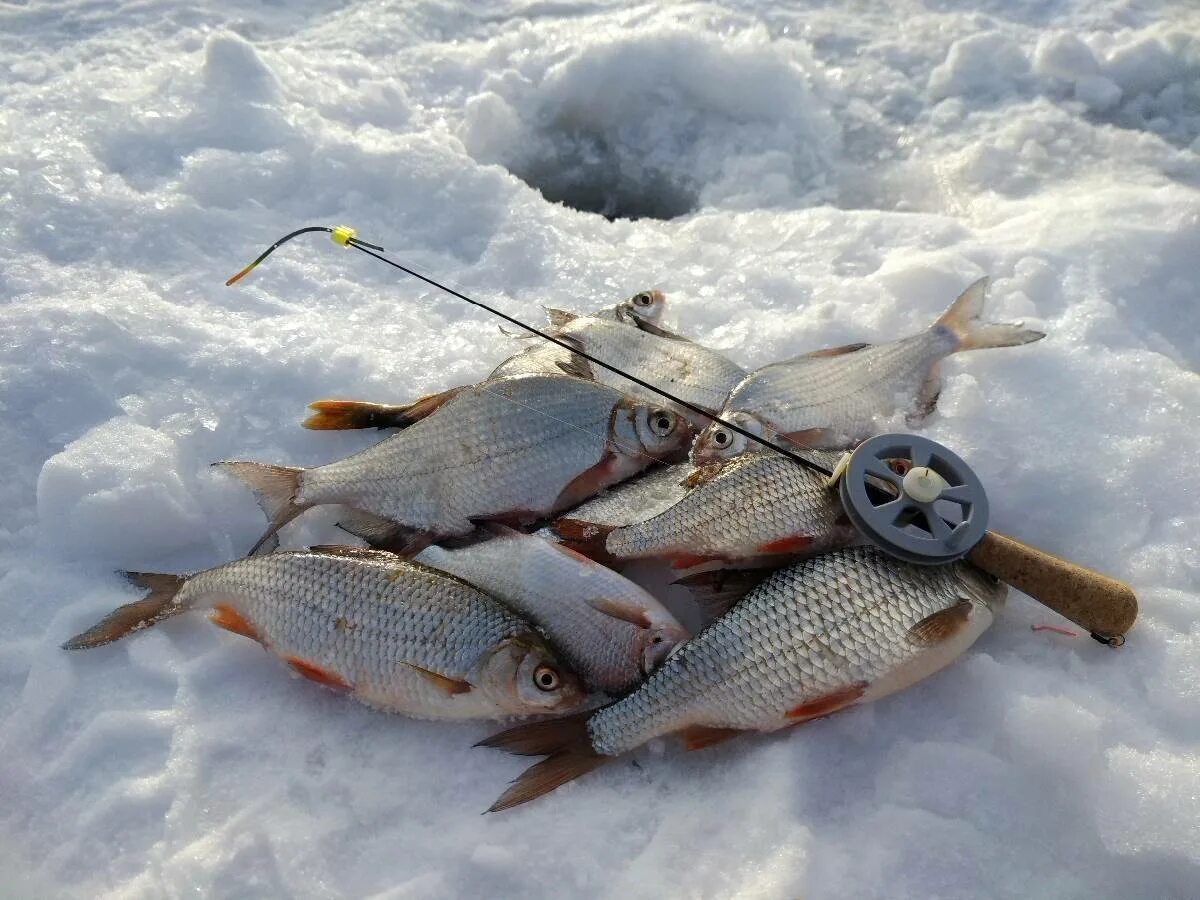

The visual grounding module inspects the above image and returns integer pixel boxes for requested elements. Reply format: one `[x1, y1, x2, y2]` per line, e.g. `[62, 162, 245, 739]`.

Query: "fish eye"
[713, 429, 731, 447]
[651, 635, 664, 644]
[650, 410, 675, 436]
[533, 665, 560, 691]
[633, 291, 652, 307]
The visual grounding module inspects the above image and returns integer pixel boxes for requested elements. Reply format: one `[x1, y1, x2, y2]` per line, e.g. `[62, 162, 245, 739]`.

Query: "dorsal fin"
[799, 342, 870, 359]
[544, 307, 579, 329]
[307, 544, 402, 563]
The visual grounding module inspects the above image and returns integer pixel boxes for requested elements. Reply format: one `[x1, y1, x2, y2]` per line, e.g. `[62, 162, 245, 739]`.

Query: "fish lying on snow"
[63, 547, 585, 720]
[537, 306, 747, 428]
[479, 546, 1006, 810]
[221, 374, 694, 556]
[554, 450, 853, 572]
[417, 525, 689, 694]
[304, 290, 667, 431]
[691, 277, 1045, 462]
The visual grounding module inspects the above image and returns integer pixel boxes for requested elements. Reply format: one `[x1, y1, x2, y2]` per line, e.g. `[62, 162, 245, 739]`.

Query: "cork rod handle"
[967, 531, 1138, 644]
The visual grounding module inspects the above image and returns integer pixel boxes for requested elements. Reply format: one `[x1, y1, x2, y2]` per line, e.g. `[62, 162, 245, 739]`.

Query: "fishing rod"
[226, 225, 1138, 646]
[226, 225, 834, 479]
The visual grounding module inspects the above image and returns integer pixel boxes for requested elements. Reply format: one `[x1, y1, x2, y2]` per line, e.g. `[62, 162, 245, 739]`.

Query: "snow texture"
[2, 1, 1199, 897]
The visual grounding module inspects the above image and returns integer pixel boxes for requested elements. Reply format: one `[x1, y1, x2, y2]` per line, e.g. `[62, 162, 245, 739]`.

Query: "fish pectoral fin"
[555, 355, 594, 380]
[779, 428, 838, 452]
[587, 597, 652, 628]
[679, 724, 745, 751]
[210, 603, 263, 643]
[286, 657, 353, 692]
[553, 452, 622, 514]
[785, 682, 868, 721]
[550, 518, 616, 561]
[631, 318, 694, 343]
[908, 599, 974, 645]
[308, 544, 402, 564]
[336, 510, 431, 557]
[406, 663, 473, 696]
[798, 341, 871, 359]
[683, 463, 724, 488]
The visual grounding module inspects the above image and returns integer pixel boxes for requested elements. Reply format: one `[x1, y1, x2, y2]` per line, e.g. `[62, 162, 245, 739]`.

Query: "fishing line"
[226, 225, 833, 478]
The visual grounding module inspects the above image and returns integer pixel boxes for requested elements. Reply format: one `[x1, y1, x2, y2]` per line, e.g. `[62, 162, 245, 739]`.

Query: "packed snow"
[2, 0, 1198, 896]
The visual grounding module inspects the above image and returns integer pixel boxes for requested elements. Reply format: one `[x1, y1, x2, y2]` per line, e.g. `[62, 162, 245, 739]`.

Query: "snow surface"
[2, 1, 1199, 897]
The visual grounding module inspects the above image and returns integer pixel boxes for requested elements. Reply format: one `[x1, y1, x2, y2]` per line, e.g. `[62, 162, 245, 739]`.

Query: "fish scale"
[586, 547, 1006, 755]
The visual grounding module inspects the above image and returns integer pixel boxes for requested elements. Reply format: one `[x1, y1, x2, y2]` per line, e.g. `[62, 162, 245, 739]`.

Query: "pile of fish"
[65, 281, 1045, 811]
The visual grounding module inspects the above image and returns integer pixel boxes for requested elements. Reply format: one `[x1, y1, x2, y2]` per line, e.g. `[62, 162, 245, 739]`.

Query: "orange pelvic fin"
[786, 682, 867, 722]
[679, 724, 745, 751]
[210, 604, 262, 643]
[756, 534, 814, 556]
[286, 657, 353, 693]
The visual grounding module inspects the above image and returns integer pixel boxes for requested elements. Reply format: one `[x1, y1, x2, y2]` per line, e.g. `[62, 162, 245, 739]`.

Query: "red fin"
[286, 657, 353, 692]
[550, 519, 616, 560]
[407, 663, 472, 696]
[908, 599, 973, 645]
[786, 683, 867, 721]
[209, 604, 261, 643]
[756, 534, 814, 556]
[800, 342, 870, 359]
[476, 712, 608, 812]
[669, 552, 720, 570]
[679, 724, 744, 751]
[554, 452, 622, 512]
[587, 597, 652, 628]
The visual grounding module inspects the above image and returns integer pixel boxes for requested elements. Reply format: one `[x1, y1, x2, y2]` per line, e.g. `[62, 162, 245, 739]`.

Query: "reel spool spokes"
[839, 434, 989, 565]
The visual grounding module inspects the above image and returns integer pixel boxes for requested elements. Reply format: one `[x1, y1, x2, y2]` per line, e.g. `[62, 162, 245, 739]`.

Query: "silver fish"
[222, 374, 694, 555]
[304, 291, 666, 430]
[417, 525, 689, 694]
[479, 546, 1006, 810]
[545, 308, 747, 427]
[692, 278, 1045, 463]
[62, 547, 585, 720]
[553, 450, 853, 572]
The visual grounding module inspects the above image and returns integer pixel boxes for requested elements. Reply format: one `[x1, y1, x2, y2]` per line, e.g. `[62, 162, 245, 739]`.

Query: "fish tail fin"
[62, 573, 187, 650]
[936, 277, 1046, 351]
[549, 519, 615, 561]
[215, 461, 305, 555]
[476, 712, 609, 812]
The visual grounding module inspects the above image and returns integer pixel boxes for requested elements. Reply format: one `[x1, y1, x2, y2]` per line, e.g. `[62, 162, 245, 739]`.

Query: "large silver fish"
[553, 450, 852, 571]
[691, 278, 1045, 463]
[62, 547, 585, 720]
[304, 291, 666, 431]
[542, 307, 747, 427]
[221, 374, 694, 555]
[416, 526, 689, 694]
[479, 546, 1006, 810]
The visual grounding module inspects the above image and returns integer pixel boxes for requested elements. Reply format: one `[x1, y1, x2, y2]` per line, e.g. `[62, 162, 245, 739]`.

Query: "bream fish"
[417, 525, 689, 694]
[305, 290, 667, 431]
[691, 278, 1045, 462]
[63, 546, 584, 720]
[479, 546, 1006, 810]
[221, 374, 694, 556]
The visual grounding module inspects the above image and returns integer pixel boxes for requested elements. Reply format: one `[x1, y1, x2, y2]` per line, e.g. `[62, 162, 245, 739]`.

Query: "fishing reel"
[833, 434, 1137, 646]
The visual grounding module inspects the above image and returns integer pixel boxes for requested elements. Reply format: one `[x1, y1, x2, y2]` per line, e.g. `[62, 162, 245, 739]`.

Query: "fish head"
[637, 619, 690, 675]
[480, 636, 586, 715]
[619, 289, 666, 324]
[690, 411, 768, 466]
[622, 402, 694, 462]
[954, 564, 1009, 613]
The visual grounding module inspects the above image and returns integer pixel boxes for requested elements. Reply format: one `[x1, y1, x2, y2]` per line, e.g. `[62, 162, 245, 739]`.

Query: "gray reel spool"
[838, 434, 990, 565]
